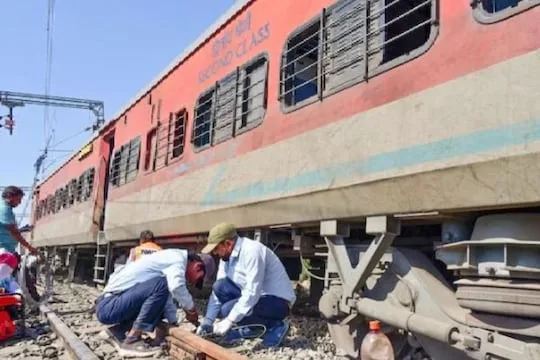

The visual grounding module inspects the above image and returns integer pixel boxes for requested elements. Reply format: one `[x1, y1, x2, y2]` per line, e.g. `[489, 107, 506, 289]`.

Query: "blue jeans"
[95, 276, 169, 333]
[214, 278, 289, 328]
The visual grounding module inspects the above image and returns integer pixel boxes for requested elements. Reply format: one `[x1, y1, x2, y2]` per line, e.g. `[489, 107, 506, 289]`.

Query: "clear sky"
[0, 1, 237, 223]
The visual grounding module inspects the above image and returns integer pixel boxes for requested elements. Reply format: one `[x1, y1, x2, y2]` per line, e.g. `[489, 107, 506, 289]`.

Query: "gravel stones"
[1, 282, 347, 360]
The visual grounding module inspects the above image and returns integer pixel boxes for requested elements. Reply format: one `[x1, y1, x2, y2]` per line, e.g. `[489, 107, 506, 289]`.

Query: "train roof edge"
[35, 0, 252, 190]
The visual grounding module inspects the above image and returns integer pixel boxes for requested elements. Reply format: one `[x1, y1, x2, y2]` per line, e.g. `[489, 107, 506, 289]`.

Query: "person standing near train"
[196, 222, 296, 347]
[0, 186, 39, 256]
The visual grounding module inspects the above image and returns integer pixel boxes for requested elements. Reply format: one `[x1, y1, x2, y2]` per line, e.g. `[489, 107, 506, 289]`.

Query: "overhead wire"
[18, 0, 57, 226]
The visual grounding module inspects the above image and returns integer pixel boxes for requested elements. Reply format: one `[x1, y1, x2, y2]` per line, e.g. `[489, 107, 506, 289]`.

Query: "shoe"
[105, 324, 128, 343]
[118, 339, 162, 358]
[220, 324, 266, 345]
[262, 320, 289, 348]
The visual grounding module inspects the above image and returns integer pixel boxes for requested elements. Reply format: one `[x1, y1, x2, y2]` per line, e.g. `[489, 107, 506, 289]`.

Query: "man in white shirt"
[95, 249, 215, 357]
[196, 222, 296, 348]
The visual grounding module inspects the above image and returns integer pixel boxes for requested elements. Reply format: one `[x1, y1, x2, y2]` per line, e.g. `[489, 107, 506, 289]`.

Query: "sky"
[0, 0, 238, 223]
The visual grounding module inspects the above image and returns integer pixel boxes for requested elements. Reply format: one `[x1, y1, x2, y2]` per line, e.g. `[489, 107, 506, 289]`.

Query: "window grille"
[154, 111, 187, 170]
[280, 0, 438, 109]
[110, 137, 141, 186]
[68, 179, 76, 205]
[472, 0, 539, 23]
[192, 55, 268, 150]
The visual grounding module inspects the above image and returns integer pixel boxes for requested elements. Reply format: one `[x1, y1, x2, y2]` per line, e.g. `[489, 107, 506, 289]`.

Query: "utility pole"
[0, 90, 105, 136]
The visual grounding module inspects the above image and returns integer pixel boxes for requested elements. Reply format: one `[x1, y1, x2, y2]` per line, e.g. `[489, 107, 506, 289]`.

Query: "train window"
[125, 137, 140, 183]
[68, 179, 76, 205]
[193, 90, 215, 150]
[280, 0, 438, 111]
[236, 56, 268, 135]
[110, 148, 122, 187]
[154, 110, 187, 170]
[86, 168, 95, 199]
[281, 20, 320, 107]
[171, 111, 187, 159]
[193, 54, 269, 151]
[110, 137, 140, 186]
[61, 187, 68, 209]
[46, 195, 52, 214]
[74, 177, 82, 203]
[213, 72, 236, 145]
[473, 0, 539, 23]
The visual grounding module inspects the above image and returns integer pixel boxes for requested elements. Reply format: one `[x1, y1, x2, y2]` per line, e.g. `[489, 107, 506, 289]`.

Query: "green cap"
[201, 222, 237, 254]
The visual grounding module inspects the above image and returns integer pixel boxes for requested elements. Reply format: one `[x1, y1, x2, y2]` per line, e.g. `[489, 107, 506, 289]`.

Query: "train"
[27, 0, 540, 359]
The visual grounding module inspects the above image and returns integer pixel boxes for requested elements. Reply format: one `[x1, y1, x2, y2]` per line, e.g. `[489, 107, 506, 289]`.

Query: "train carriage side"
[30, 135, 106, 248]
[102, 0, 540, 240]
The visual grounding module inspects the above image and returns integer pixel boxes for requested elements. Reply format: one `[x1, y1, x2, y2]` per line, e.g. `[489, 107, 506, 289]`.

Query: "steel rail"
[40, 304, 99, 360]
[168, 327, 249, 360]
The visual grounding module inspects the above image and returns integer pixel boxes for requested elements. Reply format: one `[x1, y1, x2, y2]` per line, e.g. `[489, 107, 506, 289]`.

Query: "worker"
[125, 229, 177, 334]
[0, 186, 39, 256]
[196, 222, 296, 348]
[95, 249, 216, 357]
[126, 230, 162, 264]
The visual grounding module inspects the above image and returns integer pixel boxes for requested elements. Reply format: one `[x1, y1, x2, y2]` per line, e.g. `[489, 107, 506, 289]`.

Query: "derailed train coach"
[30, 0, 540, 359]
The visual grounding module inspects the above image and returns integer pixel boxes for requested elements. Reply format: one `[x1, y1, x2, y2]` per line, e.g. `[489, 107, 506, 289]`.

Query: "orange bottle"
[360, 320, 395, 360]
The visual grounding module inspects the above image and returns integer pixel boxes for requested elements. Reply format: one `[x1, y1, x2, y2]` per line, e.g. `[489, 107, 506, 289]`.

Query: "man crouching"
[95, 249, 215, 357]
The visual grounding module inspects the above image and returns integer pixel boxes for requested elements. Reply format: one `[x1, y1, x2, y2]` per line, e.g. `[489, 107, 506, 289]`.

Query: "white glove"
[196, 318, 213, 336]
[213, 318, 234, 336]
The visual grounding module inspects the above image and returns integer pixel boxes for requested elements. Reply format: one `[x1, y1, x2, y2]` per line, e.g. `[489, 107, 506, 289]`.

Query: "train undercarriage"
[35, 207, 540, 360]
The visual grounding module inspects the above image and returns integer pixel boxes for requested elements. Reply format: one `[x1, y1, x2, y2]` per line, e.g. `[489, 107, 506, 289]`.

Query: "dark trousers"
[95, 276, 169, 333]
[213, 278, 289, 328]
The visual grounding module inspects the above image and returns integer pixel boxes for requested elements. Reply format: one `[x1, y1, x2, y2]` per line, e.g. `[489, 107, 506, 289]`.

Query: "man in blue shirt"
[197, 222, 296, 348]
[0, 186, 38, 256]
[95, 249, 215, 357]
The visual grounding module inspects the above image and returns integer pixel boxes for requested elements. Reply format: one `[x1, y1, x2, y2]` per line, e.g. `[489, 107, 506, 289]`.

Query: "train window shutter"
[473, 0, 539, 24]
[193, 89, 215, 150]
[171, 110, 187, 159]
[213, 72, 237, 145]
[235, 56, 268, 135]
[125, 137, 141, 183]
[280, 0, 438, 110]
[86, 168, 95, 199]
[110, 149, 122, 187]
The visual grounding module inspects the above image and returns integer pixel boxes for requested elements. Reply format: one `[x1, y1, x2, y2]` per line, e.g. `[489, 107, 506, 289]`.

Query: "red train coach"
[30, 0, 540, 358]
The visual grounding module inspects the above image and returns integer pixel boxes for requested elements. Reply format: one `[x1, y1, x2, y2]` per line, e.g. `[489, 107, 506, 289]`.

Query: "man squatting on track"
[196, 222, 296, 348]
[95, 249, 216, 357]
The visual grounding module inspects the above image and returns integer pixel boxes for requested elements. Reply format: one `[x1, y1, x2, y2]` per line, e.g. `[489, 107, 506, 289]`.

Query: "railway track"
[1, 280, 346, 360]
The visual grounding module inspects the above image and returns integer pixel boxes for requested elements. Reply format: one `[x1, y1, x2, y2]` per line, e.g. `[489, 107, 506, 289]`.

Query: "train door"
[99, 134, 115, 230]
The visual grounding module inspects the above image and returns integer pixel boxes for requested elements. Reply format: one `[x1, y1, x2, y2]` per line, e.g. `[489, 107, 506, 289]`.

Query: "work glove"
[213, 318, 234, 336]
[184, 307, 199, 327]
[196, 318, 213, 336]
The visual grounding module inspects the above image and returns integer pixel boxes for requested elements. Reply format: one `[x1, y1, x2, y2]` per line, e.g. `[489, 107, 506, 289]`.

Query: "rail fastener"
[40, 304, 99, 360]
[167, 327, 249, 360]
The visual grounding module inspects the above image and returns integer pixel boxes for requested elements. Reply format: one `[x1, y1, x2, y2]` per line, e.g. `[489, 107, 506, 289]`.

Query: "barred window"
[110, 137, 141, 187]
[193, 90, 214, 149]
[153, 110, 187, 170]
[473, 0, 539, 23]
[81, 168, 95, 201]
[192, 55, 268, 150]
[280, 0, 438, 109]
[171, 111, 187, 159]
[68, 179, 76, 205]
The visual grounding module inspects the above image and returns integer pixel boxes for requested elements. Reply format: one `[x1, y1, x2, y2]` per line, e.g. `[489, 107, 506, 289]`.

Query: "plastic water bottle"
[360, 320, 395, 360]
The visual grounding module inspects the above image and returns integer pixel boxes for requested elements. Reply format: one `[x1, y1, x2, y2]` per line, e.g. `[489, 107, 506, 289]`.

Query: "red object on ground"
[0, 294, 21, 341]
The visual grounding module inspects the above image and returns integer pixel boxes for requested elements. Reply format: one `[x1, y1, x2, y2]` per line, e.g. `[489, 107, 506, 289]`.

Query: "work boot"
[118, 336, 162, 358]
